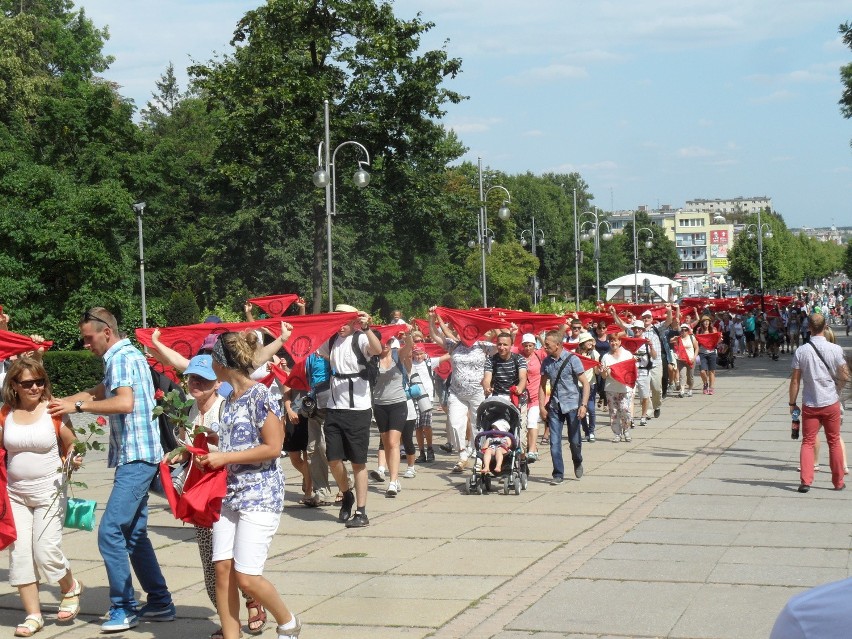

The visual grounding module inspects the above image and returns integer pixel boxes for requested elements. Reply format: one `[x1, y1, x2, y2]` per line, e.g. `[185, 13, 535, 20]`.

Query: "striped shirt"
[485, 353, 527, 396]
[791, 336, 845, 408]
[103, 338, 162, 467]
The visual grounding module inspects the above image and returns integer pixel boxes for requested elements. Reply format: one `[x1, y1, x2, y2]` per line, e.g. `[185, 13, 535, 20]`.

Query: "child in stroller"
[717, 340, 734, 369]
[465, 396, 528, 495]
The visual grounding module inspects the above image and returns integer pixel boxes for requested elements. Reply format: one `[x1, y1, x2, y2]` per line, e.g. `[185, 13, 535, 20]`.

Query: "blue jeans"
[547, 405, 583, 479]
[98, 461, 171, 611]
[581, 383, 597, 436]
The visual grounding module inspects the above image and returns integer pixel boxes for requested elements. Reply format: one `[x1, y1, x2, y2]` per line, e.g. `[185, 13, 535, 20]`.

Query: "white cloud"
[677, 146, 715, 158]
[550, 160, 619, 174]
[446, 117, 502, 134]
[505, 64, 587, 84]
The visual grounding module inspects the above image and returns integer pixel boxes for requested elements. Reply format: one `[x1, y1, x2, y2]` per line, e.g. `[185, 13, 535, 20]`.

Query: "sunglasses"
[413, 339, 424, 343]
[82, 310, 109, 326]
[17, 378, 46, 389]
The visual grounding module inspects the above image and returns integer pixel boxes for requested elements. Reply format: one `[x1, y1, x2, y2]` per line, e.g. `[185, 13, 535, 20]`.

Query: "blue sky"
[80, 0, 852, 229]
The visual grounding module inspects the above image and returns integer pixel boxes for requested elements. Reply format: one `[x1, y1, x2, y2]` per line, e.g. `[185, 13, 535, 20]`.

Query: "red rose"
[154, 389, 165, 401]
[96, 416, 107, 426]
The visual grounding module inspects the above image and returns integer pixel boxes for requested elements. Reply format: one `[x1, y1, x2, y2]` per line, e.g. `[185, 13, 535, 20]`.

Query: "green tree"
[840, 21, 852, 146]
[844, 241, 852, 277]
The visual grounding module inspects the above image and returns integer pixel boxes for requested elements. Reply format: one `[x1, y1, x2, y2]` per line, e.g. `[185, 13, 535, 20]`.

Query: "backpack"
[328, 331, 379, 386]
[304, 353, 331, 394]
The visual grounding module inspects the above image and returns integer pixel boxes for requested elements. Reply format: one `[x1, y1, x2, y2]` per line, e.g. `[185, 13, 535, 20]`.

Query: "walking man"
[788, 313, 849, 493]
[49, 308, 174, 632]
[539, 330, 590, 485]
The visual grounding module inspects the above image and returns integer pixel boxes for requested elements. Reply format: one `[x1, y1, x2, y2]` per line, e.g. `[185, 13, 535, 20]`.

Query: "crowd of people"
[0, 294, 848, 638]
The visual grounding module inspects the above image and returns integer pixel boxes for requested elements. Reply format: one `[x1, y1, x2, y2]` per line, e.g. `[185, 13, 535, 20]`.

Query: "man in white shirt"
[317, 305, 382, 527]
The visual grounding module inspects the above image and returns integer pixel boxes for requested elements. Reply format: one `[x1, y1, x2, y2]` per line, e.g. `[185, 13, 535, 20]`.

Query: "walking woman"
[1, 358, 84, 637]
[695, 315, 719, 395]
[600, 332, 636, 442]
[198, 330, 301, 639]
[671, 324, 699, 398]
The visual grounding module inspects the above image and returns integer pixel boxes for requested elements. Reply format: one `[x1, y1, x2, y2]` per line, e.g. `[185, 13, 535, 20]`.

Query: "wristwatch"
[75, 400, 85, 413]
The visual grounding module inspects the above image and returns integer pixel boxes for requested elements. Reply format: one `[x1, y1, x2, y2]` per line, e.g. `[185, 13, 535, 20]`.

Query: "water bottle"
[791, 405, 801, 440]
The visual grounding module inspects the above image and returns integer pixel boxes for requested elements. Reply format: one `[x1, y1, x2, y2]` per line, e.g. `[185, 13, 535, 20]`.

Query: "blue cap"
[184, 354, 217, 381]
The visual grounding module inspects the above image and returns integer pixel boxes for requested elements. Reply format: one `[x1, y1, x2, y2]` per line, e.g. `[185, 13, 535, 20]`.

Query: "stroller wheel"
[502, 476, 510, 495]
[513, 474, 521, 495]
[476, 482, 484, 495]
[484, 475, 493, 492]
[520, 471, 528, 490]
[463, 480, 471, 495]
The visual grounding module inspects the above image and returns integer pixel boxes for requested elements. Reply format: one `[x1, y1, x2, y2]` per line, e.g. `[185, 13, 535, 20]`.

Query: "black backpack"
[149, 365, 185, 453]
[328, 330, 379, 386]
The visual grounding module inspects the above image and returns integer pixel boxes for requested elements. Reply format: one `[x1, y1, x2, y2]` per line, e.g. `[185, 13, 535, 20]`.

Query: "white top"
[602, 348, 634, 394]
[4, 408, 62, 492]
[770, 576, 852, 639]
[791, 336, 845, 408]
[411, 357, 438, 398]
[318, 332, 373, 410]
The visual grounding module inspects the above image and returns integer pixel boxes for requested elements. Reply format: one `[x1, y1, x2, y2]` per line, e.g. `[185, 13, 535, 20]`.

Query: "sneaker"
[629, 420, 635, 429]
[338, 490, 355, 523]
[612, 434, 622, 443]
[403, 466, 417, 479]
[686, 390, 693, 398]
[368, 467, 387, 482]
[550, 476, 564, 485]
[653, 408, 661, 418]
[639, 417, 648, 427]
[345, 512, 369, 528]
[678, 389, 685, 398]
[426, 448, 435, 463]
[526, 451, 540, 462]
[709, 388, 715, 395]
[623, 430, 632, 442]
[702, 387, 709, 395]
[415, 451, 427, 464]
[588, 433, 595, 442]
[138, 602, 176, 622]
[385, 480, 400, 497]
[574, 463, 584, 479]
[797, 484, 810, 493]
[101, 608, 139, 633]
[439, 442, 454, 453]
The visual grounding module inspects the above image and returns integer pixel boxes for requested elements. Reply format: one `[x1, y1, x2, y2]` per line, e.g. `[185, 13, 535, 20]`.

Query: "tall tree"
[840, 21, 852, 147]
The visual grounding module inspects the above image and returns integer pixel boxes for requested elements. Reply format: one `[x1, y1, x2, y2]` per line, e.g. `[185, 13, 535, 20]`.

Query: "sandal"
[57, 579, 83, 622]
[245, 599, 268, 635]
[15, 615, 44, 637]
[211, 629, 243, 639]
[299, 496, 320, 507]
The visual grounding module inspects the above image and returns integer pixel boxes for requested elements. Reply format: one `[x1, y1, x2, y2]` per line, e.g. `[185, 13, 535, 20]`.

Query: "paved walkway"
[1, 333, 850, 638]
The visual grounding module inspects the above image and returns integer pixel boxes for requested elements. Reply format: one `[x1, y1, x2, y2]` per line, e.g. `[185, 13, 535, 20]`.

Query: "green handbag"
[64, 498, 97, 531]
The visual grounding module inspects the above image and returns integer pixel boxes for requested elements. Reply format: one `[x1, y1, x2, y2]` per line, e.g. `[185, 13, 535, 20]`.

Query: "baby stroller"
[717, 341, 735, 369]
[464, 396, 528, 495]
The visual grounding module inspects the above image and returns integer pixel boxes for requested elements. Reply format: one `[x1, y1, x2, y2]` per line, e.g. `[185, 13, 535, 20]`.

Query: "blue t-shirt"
[219, 383, 284, 513]
[541, 350, 586, 413]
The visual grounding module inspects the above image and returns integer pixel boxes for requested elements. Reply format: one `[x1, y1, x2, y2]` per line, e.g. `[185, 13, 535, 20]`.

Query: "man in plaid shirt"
[50, 307, 174, 632]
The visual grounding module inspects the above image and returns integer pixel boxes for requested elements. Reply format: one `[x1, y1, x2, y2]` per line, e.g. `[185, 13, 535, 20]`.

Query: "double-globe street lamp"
[132, 202, 148, 328]
[579, 209, 613, 302]
[743, 210, 773, 293]
[313, 99, 371, 312]
[474, 157, 511, 307]
[632, 209, 655, 301]
[519, 216, 545, 306]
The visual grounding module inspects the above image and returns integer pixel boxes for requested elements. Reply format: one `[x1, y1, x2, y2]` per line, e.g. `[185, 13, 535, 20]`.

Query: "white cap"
[492, 418, 510, 432]
[641, 310, 653, 317]
[680, 323, 691, 330]
[631, 320, 645, 329]
[521, 333, 536, 345]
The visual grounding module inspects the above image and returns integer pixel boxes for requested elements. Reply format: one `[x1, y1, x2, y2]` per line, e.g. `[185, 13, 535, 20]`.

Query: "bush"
[42, 351, 103, 397]
[165, 289, 201, 327]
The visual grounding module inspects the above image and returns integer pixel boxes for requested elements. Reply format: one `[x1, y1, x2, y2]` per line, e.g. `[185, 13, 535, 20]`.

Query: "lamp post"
[632, 209, 654, 301]
[519, 216, 546, 306]
[743, 209, 773, 293]
[476, 157, 511, 307]
[313, 99, 371, 312]
[580, 208, 613, 302]
[132, 202, 147, 328]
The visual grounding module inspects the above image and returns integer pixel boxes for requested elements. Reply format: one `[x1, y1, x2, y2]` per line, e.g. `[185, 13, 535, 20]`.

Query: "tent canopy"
[604, 272, 681, 302]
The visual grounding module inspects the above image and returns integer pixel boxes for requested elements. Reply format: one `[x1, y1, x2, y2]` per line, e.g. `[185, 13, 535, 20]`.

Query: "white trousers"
[8, 480, 70, 586]
[446, 391, 484, 458]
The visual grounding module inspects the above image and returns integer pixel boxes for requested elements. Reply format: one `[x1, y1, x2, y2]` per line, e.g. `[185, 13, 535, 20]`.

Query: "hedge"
[42, 350, 104, 397]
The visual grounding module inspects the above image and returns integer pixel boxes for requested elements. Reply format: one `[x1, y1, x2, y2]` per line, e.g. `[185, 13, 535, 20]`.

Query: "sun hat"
[577, 331, 595, 343]
[334, 303, 358, 313]
[521, 333, 536, 345]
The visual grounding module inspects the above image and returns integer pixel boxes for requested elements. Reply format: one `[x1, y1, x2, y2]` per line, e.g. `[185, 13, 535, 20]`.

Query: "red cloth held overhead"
[0, 330, 53, 360]
[608, 359, 638, 388]
[575, 354, 600, 371]
[136, 312, 358, 363]
[435, 307, 510, 347]
[412, 318, 430, 335]
[247, 294, 301, 317]
[574, 312, 613, 326]
[619, 336, 648, 354]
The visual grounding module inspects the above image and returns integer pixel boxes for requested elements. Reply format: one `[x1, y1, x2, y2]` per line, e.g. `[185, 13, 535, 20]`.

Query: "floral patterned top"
[219, 383, 284, 513]
[445, 339, 496, 400]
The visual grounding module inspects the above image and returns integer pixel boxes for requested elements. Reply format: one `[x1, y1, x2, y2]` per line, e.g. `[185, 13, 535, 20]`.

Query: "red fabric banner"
[0, 448, 16, 550]
[136, 312, 358, 364]
[147, 356, 181, 385]
[0, 330, 53, 360]
[159, 434, 227, 528]
[435, 307, 510, 347]
[695, 332, 722, 350]
[575, 354, 600, 371]
[619, 336, 647, 354]
[608, 359, 638, 388]
[574, 312, 613, 327]
[247, 294, 300, 317]
[675, 338, 693, 364]
[412, 318, 430, 335]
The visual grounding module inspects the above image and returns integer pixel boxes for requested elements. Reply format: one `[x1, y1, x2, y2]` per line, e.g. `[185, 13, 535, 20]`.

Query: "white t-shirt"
[411, 357, 438, 398]
[4, 408, 62, 493]
[770, 576, 852, 639]
[318, 332, 372, 410]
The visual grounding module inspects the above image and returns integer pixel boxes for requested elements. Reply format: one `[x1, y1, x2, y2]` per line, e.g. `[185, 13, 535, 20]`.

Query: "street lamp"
[632, 210, 654, 301]
[580, 209, 613, 302]
[742, 209, 773, 293]
[519, 216, 546, 306]
[132, 202, 147, 328]
[475, 157, 511, 307]
[313, 99, 371, 312]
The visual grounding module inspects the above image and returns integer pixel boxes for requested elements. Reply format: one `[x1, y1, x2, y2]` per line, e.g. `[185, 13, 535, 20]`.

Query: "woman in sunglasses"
[1, 358, 84, 637]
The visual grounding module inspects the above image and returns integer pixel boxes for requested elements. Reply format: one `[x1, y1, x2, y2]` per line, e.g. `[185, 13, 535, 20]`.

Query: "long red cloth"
[0, 330, 53, 360]
[608, 358, 638, 387]
[435, 307, 510, 347]
[159, 434, 227, 528]
[136, 312, 358, 363]
[695, 332, 722, 350]
[0, 448, 16, 550]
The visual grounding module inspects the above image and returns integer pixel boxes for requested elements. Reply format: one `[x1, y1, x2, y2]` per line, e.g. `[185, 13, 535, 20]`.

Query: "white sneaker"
[385, 480, 400, 497]
[369, 467, 387, 482]
[623, 430, 632, 442]
[686, 390, 693, 398]
[403, 466, 417, 479]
